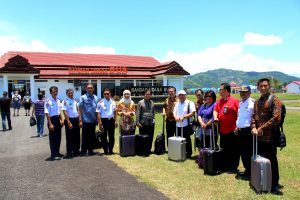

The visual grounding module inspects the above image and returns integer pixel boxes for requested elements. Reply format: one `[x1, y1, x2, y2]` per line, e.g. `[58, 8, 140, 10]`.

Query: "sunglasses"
[205, 96, 212, 98]
[103, 93, 110, 95]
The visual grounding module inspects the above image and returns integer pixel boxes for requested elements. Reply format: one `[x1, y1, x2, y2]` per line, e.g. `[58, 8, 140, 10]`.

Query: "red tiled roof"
[0, 51, 190, 78]
[292, 81, 300, 85]
[0, 51, 161, 68]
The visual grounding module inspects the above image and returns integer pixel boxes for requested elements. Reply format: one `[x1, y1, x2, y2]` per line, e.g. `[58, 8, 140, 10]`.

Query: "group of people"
[163, 78, 282, 195]
[0, 77, 282, 195]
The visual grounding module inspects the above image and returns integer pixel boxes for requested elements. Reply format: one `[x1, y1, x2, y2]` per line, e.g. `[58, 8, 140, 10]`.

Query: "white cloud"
[243, 32, 283, 45]
[162, 42, 300, 77]
[0, 35, 55, 55]
[71, 46, 116, 54]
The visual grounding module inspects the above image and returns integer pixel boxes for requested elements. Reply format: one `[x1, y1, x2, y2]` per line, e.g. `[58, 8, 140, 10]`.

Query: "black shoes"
[271, 185, 283, 195]
[63, 154, 73, 159]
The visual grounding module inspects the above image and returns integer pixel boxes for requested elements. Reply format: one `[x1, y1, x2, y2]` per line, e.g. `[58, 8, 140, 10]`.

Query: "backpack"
[268, 95, 286, 150]
[154, 133, 165, 155]
[13, 95, 19, 103]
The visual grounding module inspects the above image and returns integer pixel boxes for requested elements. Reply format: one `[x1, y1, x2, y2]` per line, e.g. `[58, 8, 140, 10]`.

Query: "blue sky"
[0, 0, 299, 76]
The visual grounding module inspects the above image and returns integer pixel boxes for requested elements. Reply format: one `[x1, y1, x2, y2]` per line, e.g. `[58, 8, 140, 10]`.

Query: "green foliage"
[184, 68, 299, 88]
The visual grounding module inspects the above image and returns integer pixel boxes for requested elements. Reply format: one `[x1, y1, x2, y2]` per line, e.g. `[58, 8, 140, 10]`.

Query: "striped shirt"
[33, 100, 45, 116]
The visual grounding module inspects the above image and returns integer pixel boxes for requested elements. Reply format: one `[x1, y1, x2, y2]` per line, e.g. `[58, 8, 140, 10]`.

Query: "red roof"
[0, 51, 161, 68]
[292, 81, 300, 86]
[0, 51, 190, 79]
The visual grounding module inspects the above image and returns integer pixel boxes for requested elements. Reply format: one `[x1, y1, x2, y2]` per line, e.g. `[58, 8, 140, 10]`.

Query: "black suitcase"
[203, 124, 223, 175]
[135, 134, 151, 157]
[154, 115, 166, 155]
[119, 135, 136, 157]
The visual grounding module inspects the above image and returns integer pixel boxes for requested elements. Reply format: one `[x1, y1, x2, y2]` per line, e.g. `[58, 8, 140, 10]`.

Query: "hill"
[184, 68, 299, 88]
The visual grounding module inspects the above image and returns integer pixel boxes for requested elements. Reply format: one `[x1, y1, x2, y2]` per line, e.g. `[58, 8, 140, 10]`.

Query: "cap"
[178, 90, 187, 95]
[3, 91, 8, 95]
[239, 85, 251, 92]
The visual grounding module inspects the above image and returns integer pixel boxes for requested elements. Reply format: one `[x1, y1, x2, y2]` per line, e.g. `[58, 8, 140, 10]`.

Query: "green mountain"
[184, 68, 299, 88]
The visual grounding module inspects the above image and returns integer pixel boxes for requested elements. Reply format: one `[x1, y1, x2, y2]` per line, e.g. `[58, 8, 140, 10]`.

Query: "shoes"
[25, 113, 27, 116]
[58, 153, 64, 158]
[271, 185, 283, 195]
[227, 169, 239, 174]
[50, 156, 61, 161]
[236, 171, 250, 180]
[73, 152, 81, 157]
[63, 154, 73, 159]
[88, 152, 96, 156]
[9, 127, 12, 130]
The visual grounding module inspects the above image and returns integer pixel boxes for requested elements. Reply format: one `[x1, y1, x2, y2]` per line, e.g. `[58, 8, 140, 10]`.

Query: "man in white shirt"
[173, 90, 196, 158]
[235, 85, 255, 178]
[97, 88, 117, 155]
[62, 88, 81, 159]
[44, 86, 64, 161]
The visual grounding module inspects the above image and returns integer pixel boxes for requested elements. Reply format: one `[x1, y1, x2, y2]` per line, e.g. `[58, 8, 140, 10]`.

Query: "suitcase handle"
[253, 134, 258, 159]
[162, 115, 165, 135]
[175, 125, 183, 137]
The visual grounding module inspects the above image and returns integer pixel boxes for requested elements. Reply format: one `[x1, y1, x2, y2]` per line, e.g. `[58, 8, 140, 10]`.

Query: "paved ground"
[0, 109, 168, 200]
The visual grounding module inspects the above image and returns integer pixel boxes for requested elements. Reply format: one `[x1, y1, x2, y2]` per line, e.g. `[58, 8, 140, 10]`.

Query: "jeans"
[1, 112, 12, 130]
[36, 115, 45, 136]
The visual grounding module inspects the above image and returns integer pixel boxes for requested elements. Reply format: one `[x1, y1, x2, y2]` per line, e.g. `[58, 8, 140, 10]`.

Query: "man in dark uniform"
[0, 91, 12, 131]
[45, 86, 64, 161]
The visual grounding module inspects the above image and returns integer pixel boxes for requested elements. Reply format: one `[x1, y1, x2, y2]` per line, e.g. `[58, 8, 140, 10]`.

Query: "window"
[101, 80, 115, 97]
[136, 80, 152, 87]
[153, 79, 163, 86]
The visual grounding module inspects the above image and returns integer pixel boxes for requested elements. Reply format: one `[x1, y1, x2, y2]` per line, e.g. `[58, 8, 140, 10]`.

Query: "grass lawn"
[103, 110, 300, 200]
[284, 102, 300, 107]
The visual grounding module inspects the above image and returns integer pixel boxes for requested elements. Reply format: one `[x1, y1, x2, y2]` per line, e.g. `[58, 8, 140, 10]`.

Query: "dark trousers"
[1, 112, 11, 130]
[176, 126, 192, 158]
[220, 132, 240, 171]
[101, 118, 115, 153]
[258, 141, 279, 187]
[166, 120, 176, 145]
[64, 118, 80, 155]
[139, 124, 155, 152]
[81, 122, 96, 154]
[237, 127, 252, 174]
[48, 116, 62, 158]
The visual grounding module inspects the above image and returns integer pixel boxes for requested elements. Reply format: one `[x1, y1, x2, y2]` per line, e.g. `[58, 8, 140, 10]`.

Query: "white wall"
[287, 82, 300, 94]
[167, 77, 183, 92]
[35, 80, 75, 101]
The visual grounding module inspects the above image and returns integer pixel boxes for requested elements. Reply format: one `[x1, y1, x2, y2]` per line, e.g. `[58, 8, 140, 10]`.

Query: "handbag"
[277, 126, 286, 150]
[30, 116, 37, 127]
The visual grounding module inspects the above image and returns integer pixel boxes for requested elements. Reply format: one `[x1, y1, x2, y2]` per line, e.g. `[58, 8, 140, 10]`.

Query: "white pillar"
[30, 75, 35, 100]
[97, 79, 101, 98]
[3, 75, 8, 92]
[163, 76, 168, 86]
[180, 77, 184, 90]
[133, 80, 136, 86]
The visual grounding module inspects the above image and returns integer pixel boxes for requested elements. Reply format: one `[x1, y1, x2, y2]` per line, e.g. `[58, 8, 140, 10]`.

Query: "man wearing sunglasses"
[97, 88, 117, 155]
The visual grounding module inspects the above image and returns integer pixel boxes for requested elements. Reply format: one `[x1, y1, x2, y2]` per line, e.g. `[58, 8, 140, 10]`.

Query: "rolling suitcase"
[197, 127, 208, 168]
[119, 135, 136, 157]
[203, 123, 223, 175]
[135, 134, 151, 157]
[168, 126, 186, 162]
[251, 135, 272, 193]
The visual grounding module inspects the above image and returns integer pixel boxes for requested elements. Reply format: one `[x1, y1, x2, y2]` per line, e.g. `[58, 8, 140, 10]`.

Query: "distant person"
[22, 91, 32, 116]
[12, 91, 21, 116]
[213, 83, 239, 173]
[97, 88, 117, 155]
[198, 90, 217, 148]
[62, 88, 81, 159]
[195, 89, 204, 113]
[117, 90, 136, 135]
[45, 86, 64, 161]
[136, 89, 155, 152]
[32, 92, 46, 137]
[173, 90, 196, 158]
[79, 84, 98, 156]
[235, 86, 255, 179]
[252, 78, 282, 195]
[0, 91, 12, 131]
[162, 86, 177, 144]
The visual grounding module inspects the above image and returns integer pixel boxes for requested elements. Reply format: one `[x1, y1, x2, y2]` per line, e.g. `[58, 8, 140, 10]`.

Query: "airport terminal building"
[0, 51, 189, 100]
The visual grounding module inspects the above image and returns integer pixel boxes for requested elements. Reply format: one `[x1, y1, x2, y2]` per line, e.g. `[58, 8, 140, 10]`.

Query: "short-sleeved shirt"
[173, 100, 196, 128]
[198, 102, 216, 124]
[33, 100, 45, 116]
[214, 96, 239, 134]
[79, 93, 98, 123]
[236, 97, 255, 128]
[96, 98, 116, 119]
[62, 97, 79, 118]
[23, 96, 31, 103]
[44, 96, 62, 117]
[0, 97, 11, 113]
